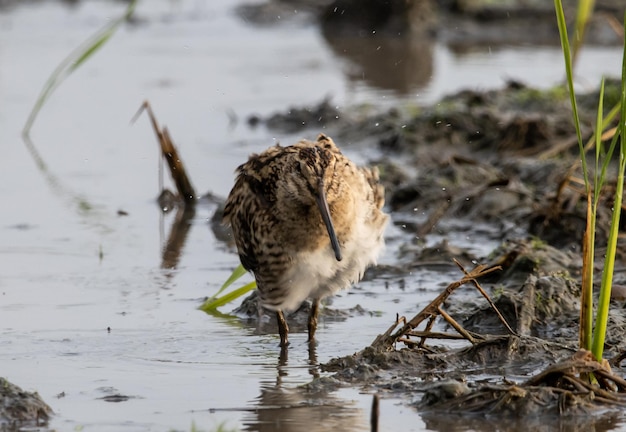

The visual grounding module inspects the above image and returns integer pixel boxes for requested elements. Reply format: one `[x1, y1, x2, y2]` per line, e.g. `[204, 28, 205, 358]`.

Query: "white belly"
[275, 217, 386, 312]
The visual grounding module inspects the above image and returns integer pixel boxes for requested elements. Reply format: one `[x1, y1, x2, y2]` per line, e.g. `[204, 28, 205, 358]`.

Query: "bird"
[223, 133, 388, 347]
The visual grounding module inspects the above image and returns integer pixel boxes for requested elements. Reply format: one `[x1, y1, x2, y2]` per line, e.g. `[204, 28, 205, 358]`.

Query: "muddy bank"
[244, 77, 626, 422]
[0, 378, 52, 431]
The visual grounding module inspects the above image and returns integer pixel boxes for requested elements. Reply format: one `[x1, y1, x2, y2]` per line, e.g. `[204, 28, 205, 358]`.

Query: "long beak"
[316, 179, 342, 262]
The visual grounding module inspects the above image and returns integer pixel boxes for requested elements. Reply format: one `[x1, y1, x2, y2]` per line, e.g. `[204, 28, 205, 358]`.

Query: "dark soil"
[242, 75, 626, 422]
[0, 378, 52, 431]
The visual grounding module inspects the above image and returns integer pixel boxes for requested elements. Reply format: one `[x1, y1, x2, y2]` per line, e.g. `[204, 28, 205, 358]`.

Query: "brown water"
[0, 1, 624, 431]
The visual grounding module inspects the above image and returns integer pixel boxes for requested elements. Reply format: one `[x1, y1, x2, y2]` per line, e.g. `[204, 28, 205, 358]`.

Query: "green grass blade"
[554, 0, 589, 188]
[618, 12, 626, 158]
[555, 0, 595, 351]
[199, 281, 257, 312]
[211, 263, 248, 299]
[593, 78, 605, 193]
[598, 125, 621, 200]
[22, 0, 137, 136]
[199, 263, 257, 311]
[572, 0, 596, 67]
[591, 130, 624, 360]
[591, 12, 626, 360]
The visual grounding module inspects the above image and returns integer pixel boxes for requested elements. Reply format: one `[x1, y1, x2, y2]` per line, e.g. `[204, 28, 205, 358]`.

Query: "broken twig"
[132, 101, 196, 203]
[371, 263, 502, 350]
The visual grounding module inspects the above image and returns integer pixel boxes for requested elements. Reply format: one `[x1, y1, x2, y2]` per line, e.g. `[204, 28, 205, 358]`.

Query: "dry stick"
[594, 368, 626, 392]
[454, 259, 515, 335]
[418, 315, 438, 348]
[370, 394, 379, 432]
[523, 356, 626, 399]
[404, 331, 475, 340]
[437, 306, 478, 344]
[561, 374, 591, 393]
[132, 101, 197, 203]
[162, 127, 197, 202]
[570, 374, 626, 403]
[371, 264, 501, 349]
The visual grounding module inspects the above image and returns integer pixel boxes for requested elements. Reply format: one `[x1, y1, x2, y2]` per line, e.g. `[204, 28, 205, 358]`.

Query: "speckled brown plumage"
[223, 134, 388, 346]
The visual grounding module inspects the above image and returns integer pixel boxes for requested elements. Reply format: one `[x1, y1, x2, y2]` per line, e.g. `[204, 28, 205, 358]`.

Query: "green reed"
[554, 0, 626, 360]
[200, 263, 256, 312]
[23, 0, 137, 136]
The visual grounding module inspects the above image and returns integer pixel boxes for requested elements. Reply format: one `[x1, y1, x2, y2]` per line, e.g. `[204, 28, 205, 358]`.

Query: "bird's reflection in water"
[243, 382, 366, 431]
[242, 342, 366, 432]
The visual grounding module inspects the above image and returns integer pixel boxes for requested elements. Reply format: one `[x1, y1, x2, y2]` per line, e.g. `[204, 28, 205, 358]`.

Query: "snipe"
[223, 134, 388, 347]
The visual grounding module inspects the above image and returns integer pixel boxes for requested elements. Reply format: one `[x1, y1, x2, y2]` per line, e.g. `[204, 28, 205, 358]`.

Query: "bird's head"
[282, 142, 343, 262]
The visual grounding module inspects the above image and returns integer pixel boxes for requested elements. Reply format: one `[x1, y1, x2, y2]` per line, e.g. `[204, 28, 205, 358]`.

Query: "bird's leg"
[276, 310, 289, 347]
[308, 299, 320, 343]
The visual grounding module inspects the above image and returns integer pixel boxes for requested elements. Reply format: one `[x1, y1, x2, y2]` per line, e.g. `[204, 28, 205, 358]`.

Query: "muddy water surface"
[1, 1, 624, 431]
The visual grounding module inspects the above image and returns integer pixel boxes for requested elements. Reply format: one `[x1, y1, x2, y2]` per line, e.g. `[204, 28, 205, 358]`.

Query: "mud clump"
[247, 99, 341, 133]
[251, 77, 626, 421]
[0, 377, 52, 430]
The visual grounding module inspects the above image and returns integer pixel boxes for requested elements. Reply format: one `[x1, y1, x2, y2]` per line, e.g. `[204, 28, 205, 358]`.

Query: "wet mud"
[0, 378, 52, 431]
[242, 76, 626, 423]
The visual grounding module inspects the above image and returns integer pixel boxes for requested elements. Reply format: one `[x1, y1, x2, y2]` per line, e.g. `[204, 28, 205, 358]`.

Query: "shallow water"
[0, 1, 624, 431]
